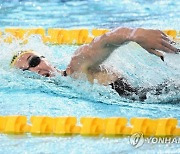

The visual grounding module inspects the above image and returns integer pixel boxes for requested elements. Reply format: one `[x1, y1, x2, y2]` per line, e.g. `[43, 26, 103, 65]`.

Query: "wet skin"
[14, 52, 59, 77]
[13, 27, 179, 85]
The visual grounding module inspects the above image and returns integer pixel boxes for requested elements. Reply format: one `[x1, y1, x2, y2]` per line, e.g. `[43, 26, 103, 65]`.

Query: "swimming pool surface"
[0, 0, 180, 153]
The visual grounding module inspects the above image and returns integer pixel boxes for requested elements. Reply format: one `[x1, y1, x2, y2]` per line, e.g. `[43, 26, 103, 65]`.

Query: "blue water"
[0, 0, 180, 153]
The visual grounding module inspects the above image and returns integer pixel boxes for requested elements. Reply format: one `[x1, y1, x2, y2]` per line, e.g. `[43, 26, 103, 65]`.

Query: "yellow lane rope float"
[0, 116, 180, 136]
[0, 28, 180, 45]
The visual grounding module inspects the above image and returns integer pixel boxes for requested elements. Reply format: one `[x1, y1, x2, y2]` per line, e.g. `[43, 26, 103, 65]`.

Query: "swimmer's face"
[14, 52, 57, 77]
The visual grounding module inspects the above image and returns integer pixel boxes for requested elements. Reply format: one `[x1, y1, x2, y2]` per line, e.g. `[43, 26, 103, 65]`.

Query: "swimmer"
[10, 27, 179, 100]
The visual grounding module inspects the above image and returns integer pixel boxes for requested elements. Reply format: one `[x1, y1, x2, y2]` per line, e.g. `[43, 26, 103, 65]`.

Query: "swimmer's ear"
[146, 49, 164, 62]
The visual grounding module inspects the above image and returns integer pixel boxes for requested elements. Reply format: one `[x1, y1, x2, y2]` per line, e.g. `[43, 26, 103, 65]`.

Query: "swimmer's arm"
[67, 28, 134, 73]
[67, 27, 178, 73]
[102, 27, 178, 59]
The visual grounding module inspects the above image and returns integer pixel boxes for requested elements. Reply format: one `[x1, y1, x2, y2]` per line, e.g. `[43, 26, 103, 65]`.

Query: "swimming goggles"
[23, 56, 45, 71]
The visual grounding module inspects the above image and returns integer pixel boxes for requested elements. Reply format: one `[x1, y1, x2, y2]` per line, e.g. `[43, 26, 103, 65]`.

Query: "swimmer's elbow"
[90, 33, 111, 49]
[100, 27, 134, 47]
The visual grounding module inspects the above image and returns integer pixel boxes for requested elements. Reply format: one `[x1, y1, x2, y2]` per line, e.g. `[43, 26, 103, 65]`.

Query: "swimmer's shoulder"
[66, 44, 92, 74]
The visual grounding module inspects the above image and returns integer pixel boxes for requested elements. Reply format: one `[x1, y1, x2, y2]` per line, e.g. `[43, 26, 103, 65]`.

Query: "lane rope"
[0, 28, 179, 45]
[0, 116, 180, 136]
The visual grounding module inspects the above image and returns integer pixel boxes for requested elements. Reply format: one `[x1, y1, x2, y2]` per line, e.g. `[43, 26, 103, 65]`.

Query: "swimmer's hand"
[130, 28, 179, 61]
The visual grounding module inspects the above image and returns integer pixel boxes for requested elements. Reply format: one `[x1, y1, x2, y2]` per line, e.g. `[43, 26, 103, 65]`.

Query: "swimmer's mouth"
[44, 73, 50, 77]
[42, 72, 55, 77]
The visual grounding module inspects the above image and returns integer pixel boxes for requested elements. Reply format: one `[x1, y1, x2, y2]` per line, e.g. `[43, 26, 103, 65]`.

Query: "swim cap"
[10, 50, 35, 67]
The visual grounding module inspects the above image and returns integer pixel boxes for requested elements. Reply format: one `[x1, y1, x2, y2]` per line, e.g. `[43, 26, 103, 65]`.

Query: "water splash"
[0, 35, 179, 105]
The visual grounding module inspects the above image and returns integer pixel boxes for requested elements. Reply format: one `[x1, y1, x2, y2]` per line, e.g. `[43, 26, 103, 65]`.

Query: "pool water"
[0, 0, 180, 153]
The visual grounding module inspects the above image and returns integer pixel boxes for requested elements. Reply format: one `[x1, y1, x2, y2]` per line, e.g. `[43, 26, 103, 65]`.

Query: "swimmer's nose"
[37, 60, 56, 72]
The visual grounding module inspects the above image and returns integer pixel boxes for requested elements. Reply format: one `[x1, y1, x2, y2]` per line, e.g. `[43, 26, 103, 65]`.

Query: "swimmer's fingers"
[161, 31, 178, 46]
[161, 31, 169, 37]
[147, 49, 164, 61]
[162, 40, 179, 54]
[154, 40, 178, 54]
[160, 31, 173, 42]
[162, 35, 171, 42]
[162, 35, 178, 47]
